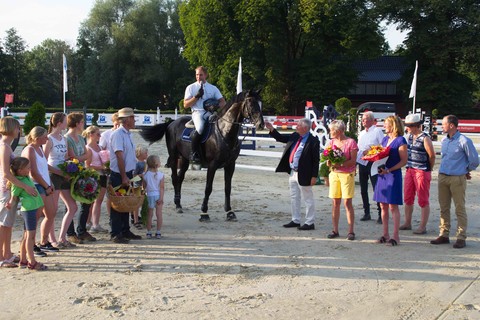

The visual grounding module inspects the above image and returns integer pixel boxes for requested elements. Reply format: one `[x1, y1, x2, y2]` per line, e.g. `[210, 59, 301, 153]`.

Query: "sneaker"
[78, 232, 97, 242]
[111, 235, 130, 244]
[39, 242, 60, 252]
[33, 245, 47, 257]
[86, 222, 92, 231]
[90, 225, 109, 233]
[155, 232, 162, 239]
[67, 235, 84, 244]
[146, 232, 152, 239]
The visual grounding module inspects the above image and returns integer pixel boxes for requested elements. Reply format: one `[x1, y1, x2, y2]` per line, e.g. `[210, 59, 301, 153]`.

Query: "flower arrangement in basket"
[362, 145, 390, 162]
[59, 158, 101, 204]
[107, 176, 145, 212]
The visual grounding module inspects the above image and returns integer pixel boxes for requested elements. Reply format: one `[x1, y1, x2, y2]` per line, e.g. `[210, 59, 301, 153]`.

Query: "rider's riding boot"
[190, 131, 201, 163]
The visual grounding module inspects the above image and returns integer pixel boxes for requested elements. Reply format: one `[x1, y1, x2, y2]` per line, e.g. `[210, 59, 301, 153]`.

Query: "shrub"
[23, 101, 46, 135]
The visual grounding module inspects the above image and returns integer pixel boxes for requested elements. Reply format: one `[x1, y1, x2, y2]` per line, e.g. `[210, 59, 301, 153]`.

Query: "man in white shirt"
[183, 66, 226, 163]
[356, 111, 384, 223]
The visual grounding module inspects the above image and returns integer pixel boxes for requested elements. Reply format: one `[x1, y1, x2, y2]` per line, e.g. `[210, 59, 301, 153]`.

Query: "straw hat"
[118, 107, 134, 118]
[405, 113, 423, 126]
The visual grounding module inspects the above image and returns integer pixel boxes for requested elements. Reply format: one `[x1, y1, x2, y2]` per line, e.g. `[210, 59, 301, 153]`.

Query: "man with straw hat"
[108, 108, 142, 243]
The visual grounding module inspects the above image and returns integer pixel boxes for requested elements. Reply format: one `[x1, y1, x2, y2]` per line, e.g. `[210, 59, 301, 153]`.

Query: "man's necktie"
[289, 137, 302, 164]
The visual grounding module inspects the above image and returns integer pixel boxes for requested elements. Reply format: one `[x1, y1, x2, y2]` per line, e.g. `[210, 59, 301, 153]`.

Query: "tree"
[373, 0, 480, 114]
[180, 0, 385, 114]
[26, 39, 74, 108]
[2, 28, 28, 107]
[24, 101, 47, 135]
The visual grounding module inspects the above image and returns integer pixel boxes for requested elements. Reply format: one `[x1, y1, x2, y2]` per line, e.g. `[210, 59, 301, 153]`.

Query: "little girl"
[7, 157, 47, 270]
[132, 145, 148, 228]
[143, 155, 164, 239]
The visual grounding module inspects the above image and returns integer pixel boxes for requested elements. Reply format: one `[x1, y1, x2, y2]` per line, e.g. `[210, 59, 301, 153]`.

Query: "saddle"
[181, 123, 212, 143]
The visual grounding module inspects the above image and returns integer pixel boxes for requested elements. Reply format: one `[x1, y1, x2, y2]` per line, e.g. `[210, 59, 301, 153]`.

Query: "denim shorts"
[21, 209, 37, 231]
[35, 184, 47, 195]
[147, 195, 161, 209]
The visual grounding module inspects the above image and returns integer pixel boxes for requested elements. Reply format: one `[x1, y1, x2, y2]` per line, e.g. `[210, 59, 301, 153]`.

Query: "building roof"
[354, 56, 408, 82]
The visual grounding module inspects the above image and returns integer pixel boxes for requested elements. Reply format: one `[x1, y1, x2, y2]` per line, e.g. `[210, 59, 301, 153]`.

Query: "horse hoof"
[176, 207, 183, 213]
[199, 214, 210, 222]
[226, 212, 237, 222]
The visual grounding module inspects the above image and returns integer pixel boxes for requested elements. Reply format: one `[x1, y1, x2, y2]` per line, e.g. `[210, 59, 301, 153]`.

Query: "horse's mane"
[216, 91, 246, 118]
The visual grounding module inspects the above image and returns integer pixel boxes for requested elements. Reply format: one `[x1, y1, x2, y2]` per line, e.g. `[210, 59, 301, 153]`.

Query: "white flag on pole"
[63, 54, 68, 93]
[409, 60, 418, 98]
[236, 57, 242, 94]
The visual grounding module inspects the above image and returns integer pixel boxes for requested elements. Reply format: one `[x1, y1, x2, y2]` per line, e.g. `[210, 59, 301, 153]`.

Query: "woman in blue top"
[374, 115, 407, 246]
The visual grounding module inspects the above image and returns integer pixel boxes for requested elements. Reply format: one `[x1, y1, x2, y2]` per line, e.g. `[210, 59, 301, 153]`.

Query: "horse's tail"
[140, 122, 170, 144]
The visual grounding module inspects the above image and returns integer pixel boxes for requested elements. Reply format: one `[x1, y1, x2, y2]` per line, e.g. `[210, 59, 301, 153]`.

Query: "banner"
[63, 54, 68, 93]
[4, 94, 14, 104]
[409, 60, 418, 98]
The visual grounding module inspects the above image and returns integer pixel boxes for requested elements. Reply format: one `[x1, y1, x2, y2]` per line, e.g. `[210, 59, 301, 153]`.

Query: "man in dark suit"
[266, 118, 320, 230]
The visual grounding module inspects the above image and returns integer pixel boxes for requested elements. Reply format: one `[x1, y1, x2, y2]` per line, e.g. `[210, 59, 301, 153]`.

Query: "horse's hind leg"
[172, 156, 189, 213]
[224, 162, 237, 221]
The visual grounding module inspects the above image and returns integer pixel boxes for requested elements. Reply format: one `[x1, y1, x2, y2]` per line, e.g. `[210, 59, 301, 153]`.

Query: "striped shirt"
[406, 132, 430, 171]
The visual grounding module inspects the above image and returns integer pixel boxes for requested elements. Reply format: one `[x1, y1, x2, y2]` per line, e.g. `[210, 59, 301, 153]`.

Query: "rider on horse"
[183, 66, 226, 163]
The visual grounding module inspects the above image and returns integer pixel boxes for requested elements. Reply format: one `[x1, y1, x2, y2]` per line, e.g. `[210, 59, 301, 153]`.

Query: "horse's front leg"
[200, 166, 217, 221]
[172, 157, 189, 213]
[224, 162, 237, 221]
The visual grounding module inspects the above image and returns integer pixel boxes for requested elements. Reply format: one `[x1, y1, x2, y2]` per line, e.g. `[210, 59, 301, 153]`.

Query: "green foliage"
[374, 0, 480, 114]
[140, 196, 148, 225]
[319, 162, 330, 178]
[180, 0, 384, 114]
[335, 97, 352, 115]
[92, 111, 99, 126]
[23, 101, 46, 135]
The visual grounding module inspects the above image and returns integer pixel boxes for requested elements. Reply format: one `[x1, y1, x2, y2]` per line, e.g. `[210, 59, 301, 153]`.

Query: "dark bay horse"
[140, 90, 265, 221]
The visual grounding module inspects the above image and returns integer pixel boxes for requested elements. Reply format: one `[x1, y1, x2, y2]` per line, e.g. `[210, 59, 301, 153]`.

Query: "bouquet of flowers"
[58, 158, 83, 177]
[321, 145, 346, 166]
[362, 145, 391, 162]
[70, 168, 101, 204]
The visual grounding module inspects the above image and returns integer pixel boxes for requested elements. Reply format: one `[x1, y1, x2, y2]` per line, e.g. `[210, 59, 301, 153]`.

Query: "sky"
[0, 0, 406, 49]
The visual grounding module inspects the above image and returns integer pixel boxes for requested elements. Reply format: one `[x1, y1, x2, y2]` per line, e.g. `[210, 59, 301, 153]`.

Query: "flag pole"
[236, 57, 242, 95]
[409, 60, 418, 114]
[63, 54, 68, 114]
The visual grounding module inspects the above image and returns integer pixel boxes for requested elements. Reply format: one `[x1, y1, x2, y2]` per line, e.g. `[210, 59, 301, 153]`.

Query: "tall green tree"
[3, 28, 28, 107]
[76, 0, 189, 109]
[373, 0, 480, 115]
[180, 0, 385, 114]
[26, 39, 74, 108]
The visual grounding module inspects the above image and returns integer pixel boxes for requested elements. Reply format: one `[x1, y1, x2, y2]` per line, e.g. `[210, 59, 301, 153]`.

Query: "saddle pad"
[181, 125, 211, 143]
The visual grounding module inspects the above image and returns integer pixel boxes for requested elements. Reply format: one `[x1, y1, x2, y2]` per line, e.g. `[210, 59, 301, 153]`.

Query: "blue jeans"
[110, 171, 133, 238]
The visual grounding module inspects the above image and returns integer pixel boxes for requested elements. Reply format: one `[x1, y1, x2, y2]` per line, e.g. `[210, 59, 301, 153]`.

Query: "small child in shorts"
[143, 155, 164, 239]
[7, 157, 47, 270]
[131, 144, 148, 228]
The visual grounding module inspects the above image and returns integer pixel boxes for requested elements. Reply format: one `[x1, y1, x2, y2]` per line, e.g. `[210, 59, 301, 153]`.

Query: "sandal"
[347, 233, 355, 241]
[327, 231, 340, 239]
[28, 261, 48, 271]
[376, 236, 389, 244]
[0, 260, 17, 268]
[386, 239, 398, 246]
[18, 261, 28, 269]
[6, 255, 20, 264]
[399, 225, 412, 230]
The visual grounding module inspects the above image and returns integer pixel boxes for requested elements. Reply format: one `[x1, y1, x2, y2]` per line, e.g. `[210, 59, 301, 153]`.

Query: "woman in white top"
[21, 126, 58, 252]
[44, 112, 78, 248]
[0, 117, 37, 267]
[83, 126, 108, 233]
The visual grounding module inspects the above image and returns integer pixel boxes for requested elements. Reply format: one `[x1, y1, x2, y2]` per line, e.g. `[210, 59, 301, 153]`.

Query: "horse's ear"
[255, 88, 262, 96]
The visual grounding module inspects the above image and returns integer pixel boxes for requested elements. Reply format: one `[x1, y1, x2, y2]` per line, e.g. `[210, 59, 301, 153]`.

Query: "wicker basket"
[108, 194, 145, 212]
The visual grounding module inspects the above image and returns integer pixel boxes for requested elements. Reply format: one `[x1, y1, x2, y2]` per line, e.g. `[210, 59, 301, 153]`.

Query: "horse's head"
[241, 89, 265, 130]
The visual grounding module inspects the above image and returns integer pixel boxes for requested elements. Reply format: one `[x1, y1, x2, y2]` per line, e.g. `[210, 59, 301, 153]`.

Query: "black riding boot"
[190, 131, 201, 163]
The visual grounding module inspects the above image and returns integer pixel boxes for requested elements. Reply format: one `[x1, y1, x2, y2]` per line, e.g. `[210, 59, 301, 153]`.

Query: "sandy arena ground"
[1, 131, 479, 320]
